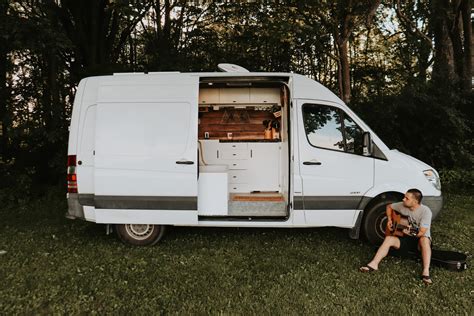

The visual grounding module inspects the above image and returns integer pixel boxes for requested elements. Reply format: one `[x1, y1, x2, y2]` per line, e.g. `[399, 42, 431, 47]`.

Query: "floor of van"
[228, 193, 287, 217]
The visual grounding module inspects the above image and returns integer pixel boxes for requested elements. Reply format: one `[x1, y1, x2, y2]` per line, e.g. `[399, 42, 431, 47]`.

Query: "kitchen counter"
[218, 139, 281, 143]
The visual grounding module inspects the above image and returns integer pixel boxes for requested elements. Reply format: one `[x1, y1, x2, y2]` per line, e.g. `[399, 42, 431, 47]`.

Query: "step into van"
[66, 68, 442, 246]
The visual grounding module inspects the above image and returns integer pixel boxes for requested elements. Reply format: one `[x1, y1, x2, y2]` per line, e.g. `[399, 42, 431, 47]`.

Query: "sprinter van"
[66, 68, 442, 246]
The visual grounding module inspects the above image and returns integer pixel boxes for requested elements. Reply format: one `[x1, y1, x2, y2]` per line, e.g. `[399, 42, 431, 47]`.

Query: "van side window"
[302, 104, 345, 152]
[302, 104, 364, 155]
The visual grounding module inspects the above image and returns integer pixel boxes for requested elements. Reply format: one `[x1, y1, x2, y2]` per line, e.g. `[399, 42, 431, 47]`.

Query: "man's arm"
[416, 227, 428, 238]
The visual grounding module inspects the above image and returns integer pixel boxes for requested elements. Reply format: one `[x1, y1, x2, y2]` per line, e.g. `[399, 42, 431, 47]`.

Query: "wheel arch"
[361, 191, 404, 219]
[349, 191, 404, 241]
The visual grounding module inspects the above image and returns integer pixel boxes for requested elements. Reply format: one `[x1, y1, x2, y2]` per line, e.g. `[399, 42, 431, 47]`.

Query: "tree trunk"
[0, 0, 8, 161]
[450, 1, 464, 87]
[432, 0, 456, 84]
[338, 40, 351, 104]
[460, 0, 472, 91]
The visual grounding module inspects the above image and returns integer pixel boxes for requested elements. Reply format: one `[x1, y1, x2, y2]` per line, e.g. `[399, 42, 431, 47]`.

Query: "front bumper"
[423, 195, 443, 219]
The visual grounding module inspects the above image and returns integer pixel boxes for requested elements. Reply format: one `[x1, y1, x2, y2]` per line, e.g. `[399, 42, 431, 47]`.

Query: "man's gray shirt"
[390, 202, 433, 238]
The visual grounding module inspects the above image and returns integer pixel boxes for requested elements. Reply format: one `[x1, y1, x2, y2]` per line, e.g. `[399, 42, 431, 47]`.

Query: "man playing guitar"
[359, 189, 433, 285]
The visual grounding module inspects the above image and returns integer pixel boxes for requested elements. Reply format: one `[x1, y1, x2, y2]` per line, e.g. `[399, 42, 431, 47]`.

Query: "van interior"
[197, 77, 290, 219]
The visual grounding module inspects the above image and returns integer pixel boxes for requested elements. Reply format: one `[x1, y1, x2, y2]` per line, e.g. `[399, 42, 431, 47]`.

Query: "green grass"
[0, 190, 472, 314]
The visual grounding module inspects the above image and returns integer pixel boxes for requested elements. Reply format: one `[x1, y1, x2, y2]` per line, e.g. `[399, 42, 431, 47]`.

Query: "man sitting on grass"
[359, 188, 433, 285]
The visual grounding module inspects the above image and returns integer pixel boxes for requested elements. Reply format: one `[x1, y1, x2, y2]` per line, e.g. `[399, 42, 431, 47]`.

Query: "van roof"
[103, 71, 343, 104]
[113, 71, 292, 77]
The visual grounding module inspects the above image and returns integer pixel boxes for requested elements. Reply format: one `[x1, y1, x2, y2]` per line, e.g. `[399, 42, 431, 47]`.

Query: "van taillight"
[67, 155, 78, 193]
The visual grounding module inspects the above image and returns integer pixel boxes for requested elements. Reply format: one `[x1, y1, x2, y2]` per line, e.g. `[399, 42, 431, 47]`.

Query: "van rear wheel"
[115, 224, 166, 246]
[363, 198, 399, 245]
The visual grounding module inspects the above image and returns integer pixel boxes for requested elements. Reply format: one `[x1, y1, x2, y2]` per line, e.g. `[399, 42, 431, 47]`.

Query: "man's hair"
[407, 188, 423, 203]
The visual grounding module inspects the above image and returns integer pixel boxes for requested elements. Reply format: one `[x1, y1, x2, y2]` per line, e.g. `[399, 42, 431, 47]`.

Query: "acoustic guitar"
[385, 211, 418, 237]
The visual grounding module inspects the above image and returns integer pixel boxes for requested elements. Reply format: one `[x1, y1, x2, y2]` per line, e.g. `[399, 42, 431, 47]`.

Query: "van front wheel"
[115, 224, 166, 246]
[363, 198, 398, 245]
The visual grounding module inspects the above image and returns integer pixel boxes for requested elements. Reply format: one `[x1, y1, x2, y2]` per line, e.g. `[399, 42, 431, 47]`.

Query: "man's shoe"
[359, 265, 377, 273]
[421, 275, 433, 285]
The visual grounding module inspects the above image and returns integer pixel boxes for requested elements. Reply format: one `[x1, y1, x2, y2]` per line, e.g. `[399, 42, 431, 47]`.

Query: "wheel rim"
[125, 224, 155, 240]
[374, 212, 388, 241]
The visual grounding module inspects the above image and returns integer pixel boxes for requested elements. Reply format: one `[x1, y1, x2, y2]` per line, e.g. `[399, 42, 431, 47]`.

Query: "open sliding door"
[93, 74, 199, 224]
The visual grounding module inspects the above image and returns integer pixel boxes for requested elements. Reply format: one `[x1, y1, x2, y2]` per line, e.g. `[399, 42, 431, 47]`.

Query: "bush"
[352, 84, 474, 171]
[439, 169, 474, 193]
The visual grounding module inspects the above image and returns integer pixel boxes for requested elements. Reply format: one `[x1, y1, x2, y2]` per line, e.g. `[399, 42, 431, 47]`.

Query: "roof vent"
[217, 63, 250, 73]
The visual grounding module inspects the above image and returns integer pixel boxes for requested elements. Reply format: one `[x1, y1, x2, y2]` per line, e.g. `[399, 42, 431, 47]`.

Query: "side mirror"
[363, 132, 373, 156]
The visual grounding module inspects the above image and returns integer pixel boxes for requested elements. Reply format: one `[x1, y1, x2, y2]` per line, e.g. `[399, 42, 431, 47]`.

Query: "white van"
[66, 69, 442, 246]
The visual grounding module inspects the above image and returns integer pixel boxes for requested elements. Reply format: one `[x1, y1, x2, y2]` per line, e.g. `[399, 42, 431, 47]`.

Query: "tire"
[115, 224, 166, 246]
[363, 197, 399, 245]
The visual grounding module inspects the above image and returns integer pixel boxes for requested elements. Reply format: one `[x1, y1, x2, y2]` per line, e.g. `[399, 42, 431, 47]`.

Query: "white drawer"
[228, 183, 251, 193]
[219, 143, 248, 150]
[219, 149, 249, 160]
[228, 170, 250, 183]
[227, 160, 251, 170]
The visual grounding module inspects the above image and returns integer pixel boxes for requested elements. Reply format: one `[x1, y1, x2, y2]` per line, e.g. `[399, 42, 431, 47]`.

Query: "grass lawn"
[0, 190, 472, 314]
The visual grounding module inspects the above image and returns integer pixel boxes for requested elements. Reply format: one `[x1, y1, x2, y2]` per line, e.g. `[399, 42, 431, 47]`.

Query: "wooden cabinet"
[199, 87, 280, 105]
[200, 140, 281, 193]
[249, 88, 281, 104]
[247, 143, 280, 192]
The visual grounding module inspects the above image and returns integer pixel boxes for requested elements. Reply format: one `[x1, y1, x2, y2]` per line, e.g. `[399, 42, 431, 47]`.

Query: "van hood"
[390, 149, 437, 174]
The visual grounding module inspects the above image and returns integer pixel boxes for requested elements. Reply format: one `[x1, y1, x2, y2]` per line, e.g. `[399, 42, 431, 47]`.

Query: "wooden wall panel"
[198, 108, 280, 140]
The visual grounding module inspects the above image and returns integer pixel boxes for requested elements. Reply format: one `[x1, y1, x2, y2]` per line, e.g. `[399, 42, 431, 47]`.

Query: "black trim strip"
[77, 194, 197, 210]
[304, 196, 362, 210]
[294, 196, 304, 210]
[295, 196, 372, 210]
[78, 194, 94, 206]
[198, 215, 289, 222]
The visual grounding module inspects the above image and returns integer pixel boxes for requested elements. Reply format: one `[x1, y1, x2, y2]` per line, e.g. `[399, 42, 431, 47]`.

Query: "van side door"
[296, 100, 374, 227]
[93, 74, 199, 224]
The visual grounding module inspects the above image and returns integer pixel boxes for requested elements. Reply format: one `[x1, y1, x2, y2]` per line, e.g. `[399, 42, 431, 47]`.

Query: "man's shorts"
[391, 236, 432, 256]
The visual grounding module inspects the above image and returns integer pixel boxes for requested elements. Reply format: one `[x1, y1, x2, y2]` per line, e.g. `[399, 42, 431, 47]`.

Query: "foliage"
[0, 0, 472, 191]
[353, 84, 474, 171]
[439, 169, 474, 193]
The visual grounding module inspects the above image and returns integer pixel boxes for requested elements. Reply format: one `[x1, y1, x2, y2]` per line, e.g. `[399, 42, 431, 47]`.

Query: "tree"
[431, 0, 472, 91]
[312, 0, 381, 104]
[0, 0, 9, 162]
[395, 0, 433, 84]
[49, 0, 151, 78]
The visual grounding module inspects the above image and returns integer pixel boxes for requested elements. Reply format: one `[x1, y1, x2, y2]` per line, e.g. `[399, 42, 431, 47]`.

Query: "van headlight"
[423, 169, 441, 190]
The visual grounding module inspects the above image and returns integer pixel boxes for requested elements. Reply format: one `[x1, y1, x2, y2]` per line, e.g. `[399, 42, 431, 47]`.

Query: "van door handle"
[176, 160, 194, 165]
[303, 161, 322, 165]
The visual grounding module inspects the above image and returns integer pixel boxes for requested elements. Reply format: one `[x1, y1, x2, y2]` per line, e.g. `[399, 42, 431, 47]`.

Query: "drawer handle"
[233, 153, 236, 156]
[303, 161, 322, 165]
[233, 176, 237, 178]
[233, 164, 237, 166]
[176, 160, 194, 165]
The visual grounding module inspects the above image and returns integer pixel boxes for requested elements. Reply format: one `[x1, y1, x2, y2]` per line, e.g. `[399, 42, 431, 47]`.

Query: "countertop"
[218, 139, 281, 143]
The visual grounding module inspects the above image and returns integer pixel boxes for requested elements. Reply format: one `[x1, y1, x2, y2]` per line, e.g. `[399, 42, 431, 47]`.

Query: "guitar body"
[385, 211, 416, 237]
